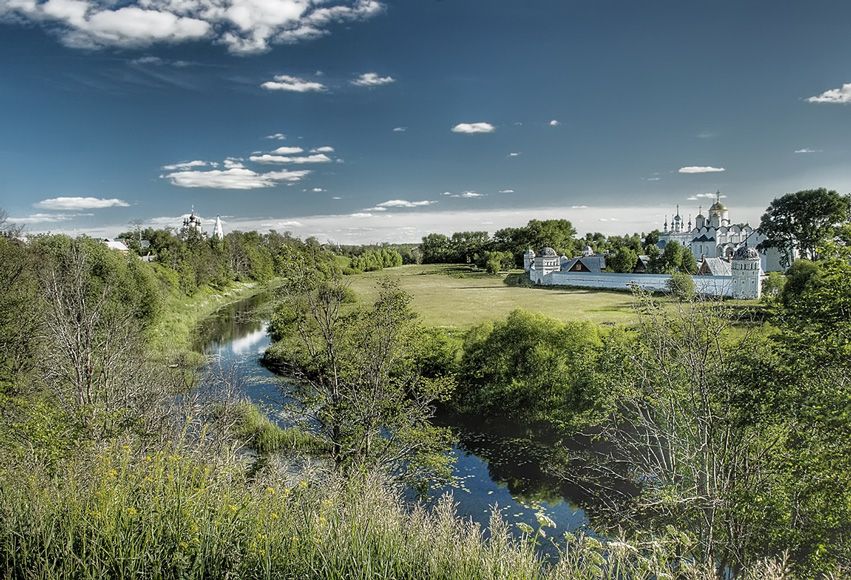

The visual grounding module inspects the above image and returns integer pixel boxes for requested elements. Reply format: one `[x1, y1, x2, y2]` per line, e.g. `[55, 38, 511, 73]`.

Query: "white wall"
[537, 271, 751, 297]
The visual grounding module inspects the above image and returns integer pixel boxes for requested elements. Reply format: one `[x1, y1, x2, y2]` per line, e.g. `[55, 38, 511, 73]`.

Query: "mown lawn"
[345, 264, 642, 329]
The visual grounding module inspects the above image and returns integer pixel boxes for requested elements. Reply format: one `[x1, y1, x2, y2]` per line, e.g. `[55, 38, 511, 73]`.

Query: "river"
[195, 291, 597, 546]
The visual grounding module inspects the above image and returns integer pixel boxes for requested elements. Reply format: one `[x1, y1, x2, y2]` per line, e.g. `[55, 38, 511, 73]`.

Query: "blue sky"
[2, 0, 851, 244]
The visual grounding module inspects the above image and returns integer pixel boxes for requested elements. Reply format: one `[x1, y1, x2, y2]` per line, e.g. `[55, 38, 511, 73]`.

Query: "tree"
[268, 262, 455, 482]
[608, 246, 638, 273]
[579, 293, 791, 574]
[420, 233, 452, 263]
[757, 188, 851, 265]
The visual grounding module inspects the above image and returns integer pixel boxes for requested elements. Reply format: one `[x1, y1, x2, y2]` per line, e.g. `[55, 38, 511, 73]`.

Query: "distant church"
[182, 207, 224, 240]
[658, 192, 783, 272]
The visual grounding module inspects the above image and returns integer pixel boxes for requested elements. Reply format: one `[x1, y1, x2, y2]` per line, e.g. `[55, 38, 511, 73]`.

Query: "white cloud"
[351, 72, 394, 87]
[369, 200, 435, 209]
[271, 146, 304, 154]
[350, 213, 374, 218]
[646, 177, 660, 181]
[678, 166, 725, 173]
[223, 158, 244, 168]
[693, 192, 723, 199]
[499, 189, 514, 193]
[266, 133, 287, 140]
[312, 188, 325, 192]
[249, 153, 332, 164]
[311, 146, 334, 153]
[36, 196, 129, 210]
[393, 127, 406, 132]
[162, 167, 310, 189]
[261, 75, 326, 92]
[571, 205, 588, 209]
[807, 83, 851, 104]
[161, 159, 212, 170]
[13, 212, 92, 223]
[508, 152, 521, 157]
[1, 0, 384, 53]
[697, 131, 716, 139]
[549, 119, 560, 126]
[794, 148, 820, 153]
[460, 191, 482, 198]
[451, 122, 495, 134]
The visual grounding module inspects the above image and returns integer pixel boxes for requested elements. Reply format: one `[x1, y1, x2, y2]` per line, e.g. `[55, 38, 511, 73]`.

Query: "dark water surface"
[195, 293, 596, 544]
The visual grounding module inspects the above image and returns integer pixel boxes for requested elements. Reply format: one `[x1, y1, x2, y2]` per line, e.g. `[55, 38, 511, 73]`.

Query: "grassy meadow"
[345, 265, 641, 329]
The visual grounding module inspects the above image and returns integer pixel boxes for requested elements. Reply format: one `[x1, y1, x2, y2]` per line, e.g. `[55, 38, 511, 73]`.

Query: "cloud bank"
[0, 0, 384, 54]
[807, 83, 851, 104]
[36, 197, 130, 210]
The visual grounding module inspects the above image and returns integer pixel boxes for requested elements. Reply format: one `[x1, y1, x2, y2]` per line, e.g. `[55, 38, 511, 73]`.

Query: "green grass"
[345, 265, 642, 329]
[229, 401, 329, 455]
[0, 442, 736, 580]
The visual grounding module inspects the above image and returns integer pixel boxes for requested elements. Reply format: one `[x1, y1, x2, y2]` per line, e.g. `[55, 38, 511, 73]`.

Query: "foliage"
[757, 188, 851, 265]
[666, 271, 695, 300]
[455, 309, 601, 427]
[348, 248, 403, 272]
[608, 246, 638, 273]
[267, 266, 456, 483]
[580, 293, 793, 573]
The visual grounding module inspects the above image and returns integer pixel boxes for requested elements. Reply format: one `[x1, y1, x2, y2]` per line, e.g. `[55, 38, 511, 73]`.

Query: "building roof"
[538, 246, 558, 257]
[564, 255, 606, 273]
[733, 245, 760, 261]
[698, 257, 731, 276]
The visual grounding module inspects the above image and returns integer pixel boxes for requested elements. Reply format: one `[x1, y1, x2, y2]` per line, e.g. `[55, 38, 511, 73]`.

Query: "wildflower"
[284, 488, 291, 495]
[266, 487, 275, 494]
[535, 512, 556, 528]
[271, 513, 278, 519]
[516, 522, 534, 535]
[229, 505, 238, 512]
[180, 541, 188, 550]
[127, 507, 137, 516]
[108, 469, 118, 477]
[299, 481, 307, 488]
[145, 456, 152, 462]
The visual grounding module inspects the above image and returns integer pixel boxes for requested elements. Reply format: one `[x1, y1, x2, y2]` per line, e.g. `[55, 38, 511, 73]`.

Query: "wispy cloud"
[794, 148, 820, 153]
[261, 75, 326, 92]
[311, 146, 334, 153]
[393, 127, 407, 132]
[162, 167, 310, 189]
[460, 191, 483, 198]
[249, 153, 332, 164]
[366, 199, 435, 210]
[351, 72, 395, 87]
[499, 189, 514, 193]
[697, 131, 716, 139]
[508, 152, 521, 157]
[162, 160, 215, 170]
[0, 0, 384, 54]
[806, 83, 851, 103]
[271, 146, 303, 155]
[451, 122, 495, 134]
[678, 166, 725, 174]
[549, 119, 560, 126]
[686, 192, 725, 201]
[36, 197, 129, 210]
[266, 133, 287, 140]
[13, 212, 93, 223]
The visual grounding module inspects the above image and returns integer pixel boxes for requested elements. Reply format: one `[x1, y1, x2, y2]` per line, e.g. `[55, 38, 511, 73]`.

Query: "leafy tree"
[608, 246, 638, 273]
[657, 240, 683, 273]
[420, 233, 452, 263]
[449, 231, 489, 264]
[583, 293, 791, 573]
[268, 265, 455, 482]
[666, 271, 695, 300]
[757, 188, 851, 265]
[456, 309, 600, 424]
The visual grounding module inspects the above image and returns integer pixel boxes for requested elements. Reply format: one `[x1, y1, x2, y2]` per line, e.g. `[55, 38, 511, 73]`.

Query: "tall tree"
[757, 188, 851, 265]
[268, 262, 455, 482]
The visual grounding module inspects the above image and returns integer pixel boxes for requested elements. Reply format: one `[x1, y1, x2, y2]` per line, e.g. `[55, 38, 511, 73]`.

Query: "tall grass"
[0, 440, 801, 580]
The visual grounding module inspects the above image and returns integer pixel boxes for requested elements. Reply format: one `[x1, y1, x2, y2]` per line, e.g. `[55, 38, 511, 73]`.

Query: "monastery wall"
[541, 271, 740, 297]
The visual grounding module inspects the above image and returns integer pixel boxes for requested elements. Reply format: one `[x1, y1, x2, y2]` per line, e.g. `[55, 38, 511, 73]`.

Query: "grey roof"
[538, 247, 558, 257]
[564, 255, 606, 273]
[699, 257, 731, 276]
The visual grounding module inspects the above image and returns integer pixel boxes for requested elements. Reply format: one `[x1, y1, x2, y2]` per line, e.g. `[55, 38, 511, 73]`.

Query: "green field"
[345, 264, 641, 329]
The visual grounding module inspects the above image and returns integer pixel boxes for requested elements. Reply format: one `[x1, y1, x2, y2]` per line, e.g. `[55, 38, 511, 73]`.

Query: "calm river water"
[195, 292, 597, 545]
